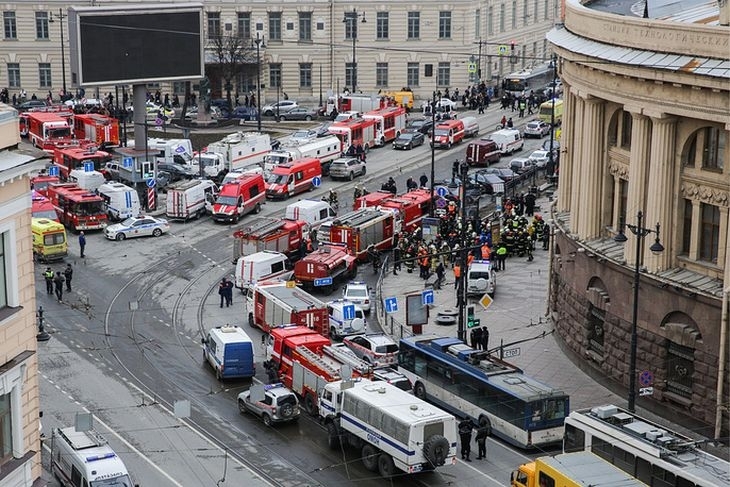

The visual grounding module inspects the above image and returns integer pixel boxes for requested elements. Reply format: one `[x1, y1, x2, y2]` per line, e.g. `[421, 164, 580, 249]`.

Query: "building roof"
[0, 149, 47, 184]
[587, 0, 721, 24]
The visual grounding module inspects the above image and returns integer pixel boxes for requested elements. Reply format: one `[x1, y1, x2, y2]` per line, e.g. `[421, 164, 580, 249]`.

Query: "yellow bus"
[538, 99, 563, 126]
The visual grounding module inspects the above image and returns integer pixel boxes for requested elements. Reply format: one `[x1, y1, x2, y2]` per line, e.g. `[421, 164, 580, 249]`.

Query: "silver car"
[524, 120, 551, 138]
[237, 382, 300, 426]
[329, 157, 366, 181]
[105, 216, 170, 241]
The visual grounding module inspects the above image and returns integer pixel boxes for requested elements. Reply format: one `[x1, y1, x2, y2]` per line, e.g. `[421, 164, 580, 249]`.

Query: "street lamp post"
[50, 8, 67, 99]
[252, 33, 265, 132]
[429, 91, 437, 216]
[343, 9, 366, 93]
[614, 210, 664, 412]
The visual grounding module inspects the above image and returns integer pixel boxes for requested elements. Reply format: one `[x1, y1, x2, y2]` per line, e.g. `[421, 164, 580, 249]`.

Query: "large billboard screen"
[69, 4, 204, 86]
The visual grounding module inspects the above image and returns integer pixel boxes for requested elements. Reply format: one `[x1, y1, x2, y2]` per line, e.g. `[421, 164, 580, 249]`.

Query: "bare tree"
[209, 34, 257, 112]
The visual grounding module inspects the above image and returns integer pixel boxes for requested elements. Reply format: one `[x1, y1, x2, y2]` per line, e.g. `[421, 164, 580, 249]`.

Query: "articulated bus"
[503, 63, 556, 96]
[564, 405, 729, 487]
[398, 334, 569, 449]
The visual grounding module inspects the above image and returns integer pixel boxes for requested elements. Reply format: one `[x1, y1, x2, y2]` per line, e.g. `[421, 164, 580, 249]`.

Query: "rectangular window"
[534, 0, 539, 22]
[523, 0, 529, 26]
[512, 1, 517, 29]
[500, 4, 506, 32]
[39, 63, 52, 88]
[620, 111, 633, 149]
[298, 12, 312, 41]
[345, 63, 355, 90]
[702, 127, 725, 170]
[407, 62, 419, 87]
[619, 180, 628, 224]
[376, 12, 389, 40]
[376, 63, 388, 87]
[439, 12, 452, 39]
[299, 63, 312, 88]
[344, 11, 357, 40]
[269, 12, 282, 41]
[3, 11, 16, 39]
[681, 199, 692, 254]
[0, 236, 6, 309]
[488, 7, 494, 36]
[0, 393, 12, 461]
[437, 62, 450, 87]
[237, 12, 251, 39]
[407, 12, 420, 39]
[475, 9, 481, 39]
[207, 12, 220, 40]
[7, 63, 20, 88]
[36, 11, 50, 39]
[699, 203, 720, 262]
[269, 63, 282, 88]
[545, 0, 550, 20]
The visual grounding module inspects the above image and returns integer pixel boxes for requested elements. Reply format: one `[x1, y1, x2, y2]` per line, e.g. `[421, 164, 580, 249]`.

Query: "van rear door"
[223, 342, 255, 378]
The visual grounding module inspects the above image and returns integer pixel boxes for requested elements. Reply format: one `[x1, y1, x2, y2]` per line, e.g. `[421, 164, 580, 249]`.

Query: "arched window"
[682, 126, 726, 171]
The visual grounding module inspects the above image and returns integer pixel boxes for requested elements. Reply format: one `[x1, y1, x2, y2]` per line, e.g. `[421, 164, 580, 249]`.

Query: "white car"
[105, 216, 170, 241]
[343, 333, 399, 367]
[261, 100, 298, 116]
[343, 281, 371, 314]
[436, 98, 458, 111]
[289, 129, 318, 143]
[528, 149, 551, 168]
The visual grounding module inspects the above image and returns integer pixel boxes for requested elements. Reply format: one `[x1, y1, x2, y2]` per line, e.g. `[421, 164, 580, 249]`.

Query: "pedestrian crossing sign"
[467, 62, 477, 74]
[479, 293, 493, 310]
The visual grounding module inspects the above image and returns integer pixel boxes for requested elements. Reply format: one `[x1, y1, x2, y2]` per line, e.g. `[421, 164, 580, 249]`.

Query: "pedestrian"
[43, 267, 54, 294]
[53, 271, 65, 301]
[78, 231, 86, 258]
[218, 279, 227, 308]
[474, 327, 483, 350]
[458, 417, 474, 462]
[419, 173, 428, 188]
[525, 192, 536, 216]
[435, 261, 445, 289]
[470, 328, 478, 349]
[392, 245, 401, 276]
[63, 263, 73, 292]
[481, 326, 490, 351]
[225, 279, 234, 307]
[542, 223, 551, 250]
[475, 419, 489, 460]
[452, 159, 460, 180]
[453, 263, 461, 289]
[496, 243, 507, 271]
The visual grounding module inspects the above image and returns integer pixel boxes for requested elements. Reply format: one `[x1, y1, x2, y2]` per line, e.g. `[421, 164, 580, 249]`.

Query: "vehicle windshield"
[292, 130, 313, 139]
[267, 155, 289, 166]
[434, 128, 449, 136]
[216, 195, 238, 206]
[33, 210, 58, 220]
[198, 156, 219, 167]
[267, 173, 287, 184]
[120, 218, 136, 227]
[398, 134, 414, 141]
[409, 120, 425, 128]
[347, 288, 368, 298]
[47, 127, 71, 138]
[72, 201, 104, 215]
[90, 474, 134, 487]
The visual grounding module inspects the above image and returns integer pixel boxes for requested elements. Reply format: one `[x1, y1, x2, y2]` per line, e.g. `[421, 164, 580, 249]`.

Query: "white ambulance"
[166, 179, 218, 220]
[51, 426, 133, 487]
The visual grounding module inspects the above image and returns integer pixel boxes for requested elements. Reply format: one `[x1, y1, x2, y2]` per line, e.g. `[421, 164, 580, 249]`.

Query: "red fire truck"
[47, 183, 108, 231]
[327, 117, 377, 153]
[31, 191, 60, 221]
[352, 191, 392, 210]
[293, 245, 357, 293]
[26, 112, 73, 152]
[378, 189, 433, 232]
[232, 217, 308, 263]
[246, 281, 329, 334]
[31, 174, 61, 197]
[362, 106, 407, 146]
[328, 209, 399, 260]
[267, 325, 373, 414]
[52, 145, 113, 180]
[73, 113, 120, 148]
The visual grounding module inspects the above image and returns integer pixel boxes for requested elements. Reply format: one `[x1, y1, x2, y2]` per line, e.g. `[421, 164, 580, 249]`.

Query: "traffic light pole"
[457, 160, 469, 342]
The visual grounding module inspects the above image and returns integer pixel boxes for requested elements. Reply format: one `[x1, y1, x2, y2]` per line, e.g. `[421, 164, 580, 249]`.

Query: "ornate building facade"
[547, 0, 729, 436]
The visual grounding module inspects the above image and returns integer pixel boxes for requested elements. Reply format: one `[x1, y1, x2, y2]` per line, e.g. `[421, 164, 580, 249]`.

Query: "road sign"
[422, 289, 434, 306]
[639, 387, 654, 397]
[122, 156, 134, 168]
[174, 145, 186, 153]
[503, 347, 520, 358]
[155, 117, 164, 126]
[435, 186, 449, 197]
[467, 62, 477, 74]
[639, 370, 654, 387]
[498, 45, 508, 55]
[146, 178, 156, 188]
[479, 293, 493, 310]
[285, 280, 296, 288]
[384, 297, 398, 314]
[47, 166, 59, 177]
[435, 197, 447, 209]
[83, 161, 94, 172]
[313, 277, 333, 287]
[342, 304, 356, 320]
[312, 176, 322, 187]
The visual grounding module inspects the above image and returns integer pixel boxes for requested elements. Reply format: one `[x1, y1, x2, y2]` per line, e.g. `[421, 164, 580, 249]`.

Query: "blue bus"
[398, 335, 569, 449]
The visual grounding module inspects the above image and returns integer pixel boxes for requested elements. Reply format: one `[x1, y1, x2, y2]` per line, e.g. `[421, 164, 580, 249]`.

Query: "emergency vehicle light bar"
[86, 452, 117, 462]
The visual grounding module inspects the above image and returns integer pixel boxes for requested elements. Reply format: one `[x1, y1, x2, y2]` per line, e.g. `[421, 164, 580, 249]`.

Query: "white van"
[285, 200, 337, 229]
[68, 169, 106, 191]
[486, 128, 524, 155]
[235, 250, 292, 290]
[326, 299, 366, 340]
[97, 181, 141, 221]
[460, 116, 480, 138]
[166, 179, 218, 220]
[466, 259, 497, 297]
[221, 166, 264, 185]
[202, 324, 256, 380]
[51, 427, 133, 487]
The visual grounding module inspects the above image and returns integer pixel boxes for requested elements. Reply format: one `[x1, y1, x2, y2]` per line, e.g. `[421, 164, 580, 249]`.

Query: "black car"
[157, 163, 196, 182]
[406, 118, 434, 135]
[18, 100, 47, 110]
[230, 106, 258, 121]
[392, 131, 425, 150]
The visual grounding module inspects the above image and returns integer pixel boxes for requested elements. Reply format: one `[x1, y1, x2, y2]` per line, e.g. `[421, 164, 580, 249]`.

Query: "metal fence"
[374, 254, 414, 340]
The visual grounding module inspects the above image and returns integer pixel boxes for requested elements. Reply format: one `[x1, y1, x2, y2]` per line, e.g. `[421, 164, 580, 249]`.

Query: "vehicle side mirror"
[201, 337, 207, 345]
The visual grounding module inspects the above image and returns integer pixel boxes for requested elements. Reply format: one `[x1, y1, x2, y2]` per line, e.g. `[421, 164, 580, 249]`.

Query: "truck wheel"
[262, 414, 273, 427]
[326, 422, 340, 449]
[248, 312, 254, 327]
[238, 399, 247, 414]
[423, 434, 450, 467]
[304, 394, 317, 416]
[329, 327, 339, 341]
[414, 382, 426, 400]
[253, 203, 261, 214]
[377, 453, 396, 478]
[361, 444, 379, 472]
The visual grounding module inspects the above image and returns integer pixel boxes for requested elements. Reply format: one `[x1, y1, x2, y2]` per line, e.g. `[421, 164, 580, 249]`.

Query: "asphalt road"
[36, 103, 551, 486]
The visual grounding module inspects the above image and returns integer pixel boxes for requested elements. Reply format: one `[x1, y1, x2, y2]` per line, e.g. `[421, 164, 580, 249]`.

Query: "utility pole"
[429, 91, 436, 216]
[477, 39, 483, 81]
[457, 160, 470, 342]
[547, 54, 558, 180]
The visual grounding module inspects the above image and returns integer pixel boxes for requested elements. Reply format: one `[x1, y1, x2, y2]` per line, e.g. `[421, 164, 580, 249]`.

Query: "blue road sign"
[639, 370, 654, 387]
[435, 186, 449, 197]
[122, 156, 133, 168]
[156, 117, 164, 126]
[342, 304, 356, 320]
[436, 197, 447, 209]
[83, 161, 94, 173]
[313, 277, 333, 287]
[422, 289, 434, 306]
[146, 178, 156, 188]
[47, 166, 59, 177]
[312, 176, 322, 187]
[174, 145, 186, 153]
[384, 297, 398, 314]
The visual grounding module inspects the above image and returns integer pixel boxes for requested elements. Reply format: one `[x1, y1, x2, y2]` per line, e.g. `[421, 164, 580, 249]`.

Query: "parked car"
[509, 157, 536, 174]
[329, 157, 366, 181]
[278, 107, 317, 122]
[468, 172, 504, 195]
[343, 333, 399, 367]
[289, 129, 318, 143]
[481, 167, 518, 182]
[372, 367, 412, 392]
[342, 281, 372, 314]
[230, 106, 258, 121]
[406, 118, 434, 135]
[528, 149, 551, 168]
[542, 139, 561, 152]
[523, 119, 551, 138]
[18, 100, 48, 110]
[392, 131, 425, 150]
[157, 162, 196, 182]
[237, 382, 300, 426]
[261, 100, 298, 116]
[105, 216, 170, 241]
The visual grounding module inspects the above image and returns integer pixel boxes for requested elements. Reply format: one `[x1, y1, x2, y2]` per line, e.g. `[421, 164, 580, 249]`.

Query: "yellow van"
[382, 90, 414, 109]
[32, 218, 67, 262]
[538, 99, 564, 125]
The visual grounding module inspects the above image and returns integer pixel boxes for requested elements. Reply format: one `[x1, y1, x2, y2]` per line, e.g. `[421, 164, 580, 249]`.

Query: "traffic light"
[510, 40, 516, 53]
[467, 305, 476, 328]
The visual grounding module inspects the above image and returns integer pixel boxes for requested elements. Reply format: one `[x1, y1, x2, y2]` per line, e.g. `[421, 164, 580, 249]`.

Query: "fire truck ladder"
[242, 218, 286, 238]
[334, 209, 381, 227]
[323, 345, 373, 376]
[295, 346, 341, 379]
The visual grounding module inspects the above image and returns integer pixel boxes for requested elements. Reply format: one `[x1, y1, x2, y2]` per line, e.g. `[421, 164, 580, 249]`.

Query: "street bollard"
[36, 306, 51, 341]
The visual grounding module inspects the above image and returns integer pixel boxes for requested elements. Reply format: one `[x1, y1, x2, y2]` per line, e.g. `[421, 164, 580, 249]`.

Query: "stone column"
[644, 116, 677, 272]
[557, 83, 574, 212]
[576, 96, 604, 239]
[624, 109, 652, 265]
[568, 90, 585, 232]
